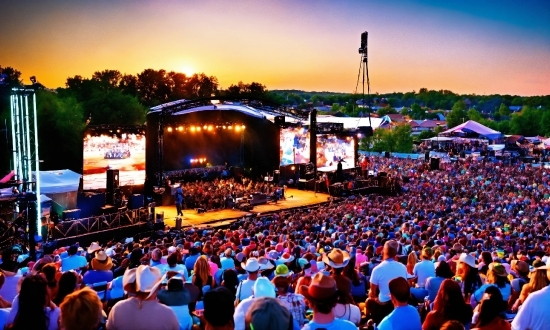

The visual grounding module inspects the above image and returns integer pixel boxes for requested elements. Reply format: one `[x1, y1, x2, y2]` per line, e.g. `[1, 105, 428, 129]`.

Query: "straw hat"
[87, 242, 101, 254]
[458, 253, 477, 268]
[322, 249, 350, 269]
[91, 251, 113, 271]
[242, 258, 261, 273]
[299, 272, 337, 303]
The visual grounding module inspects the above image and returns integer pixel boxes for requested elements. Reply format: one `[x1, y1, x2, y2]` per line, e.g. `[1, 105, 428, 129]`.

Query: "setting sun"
[179, 66, 195, 77]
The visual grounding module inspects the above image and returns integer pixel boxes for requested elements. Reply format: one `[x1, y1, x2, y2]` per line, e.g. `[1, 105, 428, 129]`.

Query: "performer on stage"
[361, 155, 369, 178]
[175, 182, 184, 217]
[336, 158, 344, 182]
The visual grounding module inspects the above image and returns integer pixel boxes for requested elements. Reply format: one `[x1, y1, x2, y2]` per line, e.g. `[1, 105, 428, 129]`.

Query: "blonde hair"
[194, 256, 211, 285]
[59, 287, 103, 330]
[406, 251, 418, 274]
[525, 270, 548, 296]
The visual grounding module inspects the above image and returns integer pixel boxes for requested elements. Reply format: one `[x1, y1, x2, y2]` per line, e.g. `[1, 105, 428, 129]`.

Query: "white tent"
[33, 169, 81, 194]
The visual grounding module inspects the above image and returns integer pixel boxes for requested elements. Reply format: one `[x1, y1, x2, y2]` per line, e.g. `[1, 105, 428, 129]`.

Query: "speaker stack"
[106, 169, 120, 205]
[430, 157, 440, 171]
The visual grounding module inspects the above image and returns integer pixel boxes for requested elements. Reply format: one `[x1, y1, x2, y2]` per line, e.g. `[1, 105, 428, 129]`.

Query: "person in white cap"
[233, 277, 278, 330]
[511, 263, 550, 330]
[106, 265, 179, 330]
[235, 258, 261, 305]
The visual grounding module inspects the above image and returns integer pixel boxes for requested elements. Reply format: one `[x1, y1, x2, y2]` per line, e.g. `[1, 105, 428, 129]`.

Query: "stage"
[157, 188, 330, 228]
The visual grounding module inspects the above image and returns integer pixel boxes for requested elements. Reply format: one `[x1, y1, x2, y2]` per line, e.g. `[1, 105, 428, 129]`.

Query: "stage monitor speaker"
[175, 218, 182, 231]
[274, 116, 285, 126]
[106, 169, 120, 192]
[129, 194, 144, 210]
[430, 157, 440, 171]
[62, 209, 81, 221]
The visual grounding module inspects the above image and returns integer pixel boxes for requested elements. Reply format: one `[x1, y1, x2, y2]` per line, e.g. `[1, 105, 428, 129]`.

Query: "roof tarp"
[440, 120, 502, 139]
[33, 170, 81, 194]
[422, 137, 455, 142]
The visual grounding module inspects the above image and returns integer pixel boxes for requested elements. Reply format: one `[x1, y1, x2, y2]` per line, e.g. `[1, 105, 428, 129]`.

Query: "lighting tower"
[10, 85, 41, 255]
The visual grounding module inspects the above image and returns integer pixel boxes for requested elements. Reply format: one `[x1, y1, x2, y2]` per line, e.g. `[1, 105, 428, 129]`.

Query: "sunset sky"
[1, 0, 549, 96]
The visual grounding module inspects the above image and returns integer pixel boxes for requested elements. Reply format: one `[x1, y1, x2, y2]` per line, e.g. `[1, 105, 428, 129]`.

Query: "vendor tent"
[440, 120, 502, 140]
[34, 170, 80, 194]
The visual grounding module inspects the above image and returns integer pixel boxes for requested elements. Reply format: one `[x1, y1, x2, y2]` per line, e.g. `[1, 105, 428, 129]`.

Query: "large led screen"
[279, 127, 310, 165]
[83, 128, 146, 190]
[316, 134, 355, 169]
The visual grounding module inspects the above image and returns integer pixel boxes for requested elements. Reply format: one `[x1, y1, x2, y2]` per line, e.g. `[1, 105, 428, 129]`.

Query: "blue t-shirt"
[82, 270, 113, 285]
[377, 305, 422, 330]
[303, 318, 356, 330]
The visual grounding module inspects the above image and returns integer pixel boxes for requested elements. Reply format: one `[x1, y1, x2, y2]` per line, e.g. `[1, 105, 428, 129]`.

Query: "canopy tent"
[440, 120, 502, 140]
[422, 137, 455, 142]
[33, 170, 81, 194]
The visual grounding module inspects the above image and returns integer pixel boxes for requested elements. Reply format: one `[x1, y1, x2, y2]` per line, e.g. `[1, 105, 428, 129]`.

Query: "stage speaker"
[62, 209, 81, 221]
[175, 218, 182, 231]
[106, 169, 120, 192]
[425, 151, 430, 162]
[385, 151, 391, 158]
[129, 194, 144, 210]
[274, 116, 285, 126]
[430, 157, 440, 171]
[273, 170, 280, 185]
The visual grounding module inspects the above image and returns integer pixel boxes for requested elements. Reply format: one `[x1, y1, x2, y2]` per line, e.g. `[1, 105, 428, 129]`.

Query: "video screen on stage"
[83, 128, 146, 190]
[316, 134, 355, 169]
[279, 127, 310, 165]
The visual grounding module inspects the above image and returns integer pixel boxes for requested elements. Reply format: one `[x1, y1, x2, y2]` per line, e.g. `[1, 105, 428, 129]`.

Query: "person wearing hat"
[377, 277, 422, 330]
[220, 248, 235, 271]
[299, 273, 356, 330]
[272, 272, 306, 326]
[410, 247, 436, 302]
[235, 258, 261, 305]
[472, 263, 511, 306]
[233, 277, 277, 330]
[87, 242, 102, 258]
[60, 245, 87, 272]
[511, 262, 550, 330]
[83, 250, 113, 285]
[107, 265, 179, 330]
[511, 259, 548, 313]
[245, 297, 295, 330]
[157, 274, 192, 330]
[365, 240, 408, 325]
[455, 253, 482, 303]
[508, 260, 529, 308]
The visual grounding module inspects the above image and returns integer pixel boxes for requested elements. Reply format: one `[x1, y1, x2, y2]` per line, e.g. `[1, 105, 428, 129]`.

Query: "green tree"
[467, 109, 483, 122]
[330, 103, 341, 112]
[498, 103, 510, 117]
[81, 89, 147, 125]
[377, 106, 397, 116]
[418, 130, 436, 140]
[510, 106, 542, 135]
[393, 124, 413, 152]
[400, 107, 410, 116]
[446, 100, 468, 128]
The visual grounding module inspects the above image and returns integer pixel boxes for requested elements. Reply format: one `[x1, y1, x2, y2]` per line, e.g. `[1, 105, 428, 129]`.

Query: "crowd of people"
[0, 155, 549, 330]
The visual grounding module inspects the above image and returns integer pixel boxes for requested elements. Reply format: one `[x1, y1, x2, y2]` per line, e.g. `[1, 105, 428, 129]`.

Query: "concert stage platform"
[157, 188, 329, 228]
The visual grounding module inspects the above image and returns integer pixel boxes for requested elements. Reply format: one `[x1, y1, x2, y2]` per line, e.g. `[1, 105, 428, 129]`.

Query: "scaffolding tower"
[10, 87, 41, 250]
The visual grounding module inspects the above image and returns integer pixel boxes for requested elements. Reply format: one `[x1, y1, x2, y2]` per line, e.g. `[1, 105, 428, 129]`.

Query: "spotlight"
[291, 166, 295, 171]
[241, 125, 245, 129]
[190, 126, 195, 132]
[86, 134, 91, 139]
[357, 133, 362, 138]
[167, 127, 173, 132]
[117, 129, 120, 133]
[203, 125, 207, 129]
[197, 126, 201, 131]
[228, 125, 233, 129]
[178, 126, 183, 131]
[235, 126, 241, 132]
[223, 126, 226, 129]
[208, 125, 213, 131]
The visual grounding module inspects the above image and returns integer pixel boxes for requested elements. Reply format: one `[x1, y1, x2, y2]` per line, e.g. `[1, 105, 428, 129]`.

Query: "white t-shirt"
[235, 278, 256, 303]
[413, 260, 435, 288]
[233, 296, 256, 330]
[333, 303, 361, 325]
[303, 318, 356, 330]
[512, 286, 550, 330]
[0, 274, 21, 303]
[370, 259, 408, 303]
[61, 255, 87, 271]
[7, 295, 60, 330]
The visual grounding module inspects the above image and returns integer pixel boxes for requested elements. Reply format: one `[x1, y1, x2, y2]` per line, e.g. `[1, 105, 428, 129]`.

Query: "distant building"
[509, 106, 522, 112]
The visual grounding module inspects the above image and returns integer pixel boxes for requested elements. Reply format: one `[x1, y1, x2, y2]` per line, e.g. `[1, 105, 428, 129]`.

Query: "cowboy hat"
[279, 253, 294, 263]
[253, 277, 276, 298]
[458, 253, 477, 268]
[299, 272, 337, 303]
[266, 250, 279, 260]
[489, 263, 508, 277]
[258, 257, 275, 270]
[274, 264, 293, 278]
[242, 258, 261, 273]
[135, 265, 164, 299]
[322, 249, 350, 269]
[87, 242, 101, 254]
[91, 251, 113, 271]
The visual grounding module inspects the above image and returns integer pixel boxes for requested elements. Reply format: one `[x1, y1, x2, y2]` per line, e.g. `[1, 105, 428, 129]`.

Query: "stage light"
[197, 126, 201, 131]
[117, 129, 120, 133]
[203, 125, 207, 129]
[235, 126, 241, 132]
[223, 125, 226, 129]
[241, 125, 245, 129]
[208, 125, 213, 131]
[228, 125, 233, 130]
[357, 133, 362, 138]
[86, 134, 91, 139]
[291, 166, 295, 170]
[190, 126, 195, 132]
[167, 127, 173, 132]
[178, 126, 183, 131]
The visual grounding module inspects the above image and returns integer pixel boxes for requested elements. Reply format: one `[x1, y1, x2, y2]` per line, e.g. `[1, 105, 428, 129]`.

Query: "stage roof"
[440, 120, 502, 139]
[33, 169, 80, 194]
